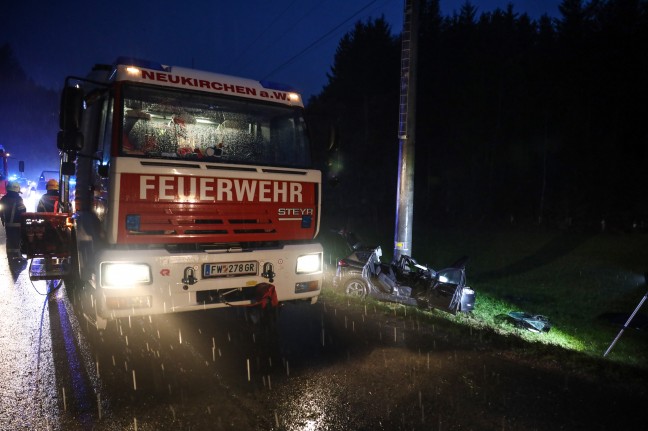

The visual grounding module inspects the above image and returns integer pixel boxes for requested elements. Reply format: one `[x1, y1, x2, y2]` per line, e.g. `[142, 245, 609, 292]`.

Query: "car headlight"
[101, 263, 151, 288]
[296, 253, 322, 274]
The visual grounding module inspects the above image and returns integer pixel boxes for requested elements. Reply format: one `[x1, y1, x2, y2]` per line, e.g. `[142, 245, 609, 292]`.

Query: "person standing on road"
[37, 179, 60, 212]
[0, 181, 27, 259]
[36, 179, 62, 273]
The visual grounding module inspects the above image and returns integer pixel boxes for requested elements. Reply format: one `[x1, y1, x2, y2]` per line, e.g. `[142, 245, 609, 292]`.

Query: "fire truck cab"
[55, 57, 322, 329]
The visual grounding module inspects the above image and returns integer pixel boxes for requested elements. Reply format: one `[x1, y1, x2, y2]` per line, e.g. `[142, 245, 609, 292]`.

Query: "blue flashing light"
[259, 80, 298, 93]
[126, 214, 141, 231]
[115, 56, 166, 71]
[301, 215, 312, 229]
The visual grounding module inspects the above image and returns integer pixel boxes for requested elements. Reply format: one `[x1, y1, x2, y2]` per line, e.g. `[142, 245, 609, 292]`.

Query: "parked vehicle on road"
[0, 145, 16, 197]
[15, 177, 36, 198]
[36, 170, 60, 192]
[24, 57, 323, 330]
[32, 170, 60, 202]
[333, 232, 475, 314]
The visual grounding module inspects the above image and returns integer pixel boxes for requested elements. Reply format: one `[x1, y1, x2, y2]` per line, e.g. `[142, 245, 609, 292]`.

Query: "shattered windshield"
[120, 84, 311, 168]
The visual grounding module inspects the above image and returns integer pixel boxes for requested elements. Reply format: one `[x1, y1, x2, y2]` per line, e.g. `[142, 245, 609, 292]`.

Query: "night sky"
[3, 0, 560, 100]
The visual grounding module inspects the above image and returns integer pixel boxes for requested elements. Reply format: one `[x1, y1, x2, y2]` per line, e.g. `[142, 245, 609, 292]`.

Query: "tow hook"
[182, 266, 198, 287]
[261, 262, 275, 283]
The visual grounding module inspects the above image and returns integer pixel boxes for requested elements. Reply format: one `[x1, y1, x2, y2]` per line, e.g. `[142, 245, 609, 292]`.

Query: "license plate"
[203, 261, 258, 278]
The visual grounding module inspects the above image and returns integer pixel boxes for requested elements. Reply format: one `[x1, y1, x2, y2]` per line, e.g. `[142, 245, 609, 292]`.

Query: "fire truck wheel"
[63, 253, 83, 299]
[63, 274, 81, 292]
[63, 228, 82, 291]
[344, 278, 368, 299]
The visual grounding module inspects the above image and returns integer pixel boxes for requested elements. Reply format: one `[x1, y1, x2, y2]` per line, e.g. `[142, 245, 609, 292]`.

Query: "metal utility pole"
[393, 0, 419, 262]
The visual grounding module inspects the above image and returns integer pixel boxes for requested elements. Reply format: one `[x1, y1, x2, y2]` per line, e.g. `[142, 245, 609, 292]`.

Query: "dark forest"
[308, 0, 648, 233]
[1, 0, 647, 233]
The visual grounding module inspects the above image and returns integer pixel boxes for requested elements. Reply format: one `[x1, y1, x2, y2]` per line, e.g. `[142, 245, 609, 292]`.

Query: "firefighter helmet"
[46, 179, 59, 191]
[7, 181, 21, 193]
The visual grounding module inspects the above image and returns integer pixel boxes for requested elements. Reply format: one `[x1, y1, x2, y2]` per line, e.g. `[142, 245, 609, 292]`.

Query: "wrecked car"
[332, 232, 475, 314]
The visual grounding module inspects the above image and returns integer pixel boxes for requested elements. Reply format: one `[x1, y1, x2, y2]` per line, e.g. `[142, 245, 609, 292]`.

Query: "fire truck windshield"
[120, 84, 311, 168]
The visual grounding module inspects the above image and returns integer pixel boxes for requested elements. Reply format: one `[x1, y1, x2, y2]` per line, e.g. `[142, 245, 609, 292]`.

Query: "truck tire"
[63, 229, 82, 292]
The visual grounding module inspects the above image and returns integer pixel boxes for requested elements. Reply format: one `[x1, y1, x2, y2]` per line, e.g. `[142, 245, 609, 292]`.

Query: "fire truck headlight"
[101, 263, 151, 288]
[296, 253, 322, 274]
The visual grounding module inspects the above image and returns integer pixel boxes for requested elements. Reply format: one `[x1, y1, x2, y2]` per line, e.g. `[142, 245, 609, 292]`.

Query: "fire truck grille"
[126, 210, 279, 241]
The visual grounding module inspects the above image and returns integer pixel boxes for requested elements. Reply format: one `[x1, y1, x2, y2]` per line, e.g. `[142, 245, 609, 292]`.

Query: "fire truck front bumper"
[89, 243, 323, 321]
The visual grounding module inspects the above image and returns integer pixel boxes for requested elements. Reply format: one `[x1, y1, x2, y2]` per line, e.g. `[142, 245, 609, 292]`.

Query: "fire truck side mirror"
[97, 164, 109, 178]
[61, 161, 75, 176]
[60, 86, 85, 132]
[57, 130, 84, 152]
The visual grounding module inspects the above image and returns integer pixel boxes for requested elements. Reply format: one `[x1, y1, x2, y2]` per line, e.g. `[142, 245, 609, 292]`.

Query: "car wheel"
[415, 294, 430, 309]
[344, 278, 368, 298]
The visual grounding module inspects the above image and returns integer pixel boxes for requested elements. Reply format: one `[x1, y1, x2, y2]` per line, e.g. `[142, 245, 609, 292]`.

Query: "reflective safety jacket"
[0, 191, 27, 227]
[37, 191, 60, 213]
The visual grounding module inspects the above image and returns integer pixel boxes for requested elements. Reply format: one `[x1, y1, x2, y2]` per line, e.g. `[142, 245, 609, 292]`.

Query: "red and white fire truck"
[0, 145, 9, 196]
[39, 57, 323, 329]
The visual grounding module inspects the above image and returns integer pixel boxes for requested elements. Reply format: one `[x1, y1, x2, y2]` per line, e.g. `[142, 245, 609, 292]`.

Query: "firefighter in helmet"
[37, 179, 60, 212]
[0, 181, 27, 259]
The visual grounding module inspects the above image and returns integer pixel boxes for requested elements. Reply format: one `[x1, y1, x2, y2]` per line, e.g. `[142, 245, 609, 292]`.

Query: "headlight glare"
[296, 253, 322, 274]
[102, 263, 151, 288]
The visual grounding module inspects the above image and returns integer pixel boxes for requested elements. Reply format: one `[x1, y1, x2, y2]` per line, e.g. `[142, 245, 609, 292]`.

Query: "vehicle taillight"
[337, 259, 349, 267]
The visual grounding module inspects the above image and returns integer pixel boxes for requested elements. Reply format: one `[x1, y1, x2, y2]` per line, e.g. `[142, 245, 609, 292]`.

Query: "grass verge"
[319, 224, 648, 368]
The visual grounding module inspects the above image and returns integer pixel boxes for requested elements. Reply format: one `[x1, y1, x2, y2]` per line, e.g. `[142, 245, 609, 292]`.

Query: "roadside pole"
[393, 0, 419, 262]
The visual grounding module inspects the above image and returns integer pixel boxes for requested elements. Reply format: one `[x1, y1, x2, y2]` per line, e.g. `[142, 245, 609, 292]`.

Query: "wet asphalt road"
[2, 229, 426, 431]
[2, 229, 647, 430]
